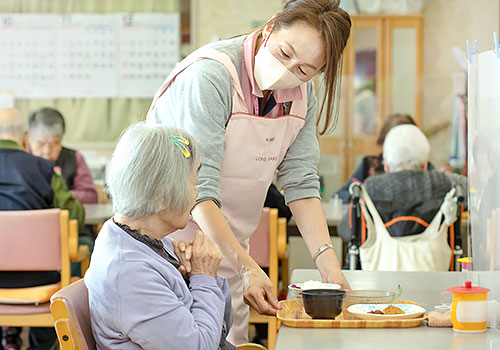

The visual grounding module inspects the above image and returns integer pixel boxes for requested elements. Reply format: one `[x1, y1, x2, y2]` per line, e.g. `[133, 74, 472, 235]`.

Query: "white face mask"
[254, 36, 304, 91]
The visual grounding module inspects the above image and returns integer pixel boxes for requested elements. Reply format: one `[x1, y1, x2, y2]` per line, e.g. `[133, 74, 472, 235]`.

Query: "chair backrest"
[249, 208, 280, 296]
[51, 279, 96, 350]
[249, 208, 272, 267]
[0, 209, 62, 271]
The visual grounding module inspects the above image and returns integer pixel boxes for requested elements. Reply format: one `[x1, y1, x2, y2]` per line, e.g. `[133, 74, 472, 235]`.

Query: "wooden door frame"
[318, 14, 423, 184]
[346, 16, 384, 180]
[383, 15, 423, 126]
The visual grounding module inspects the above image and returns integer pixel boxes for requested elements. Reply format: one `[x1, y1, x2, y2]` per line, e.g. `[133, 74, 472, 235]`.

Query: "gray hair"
[383, 124, 430, 171]
[29, 108, 65, 138]
[107, 122, 200, 219]
[0, 109, 28, 144]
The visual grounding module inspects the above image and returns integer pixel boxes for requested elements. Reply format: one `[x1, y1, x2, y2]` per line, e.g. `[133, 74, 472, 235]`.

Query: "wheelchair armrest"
[454, 183, 465, 203]
[349, 182, 362, 205]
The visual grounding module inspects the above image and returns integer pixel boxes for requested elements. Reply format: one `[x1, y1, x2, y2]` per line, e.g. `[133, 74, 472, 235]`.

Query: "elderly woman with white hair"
[84, 123, 235, 350]
[29, 108, 98, 204]
[338, 124, 467, 243]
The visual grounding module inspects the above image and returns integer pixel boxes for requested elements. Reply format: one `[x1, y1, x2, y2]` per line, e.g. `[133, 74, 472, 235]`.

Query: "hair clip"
[168, 136, 191, 158]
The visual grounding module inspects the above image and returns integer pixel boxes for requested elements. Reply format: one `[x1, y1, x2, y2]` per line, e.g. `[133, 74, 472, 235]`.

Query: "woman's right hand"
[243, 267, 281, 316]
[189, 230, 222, 279]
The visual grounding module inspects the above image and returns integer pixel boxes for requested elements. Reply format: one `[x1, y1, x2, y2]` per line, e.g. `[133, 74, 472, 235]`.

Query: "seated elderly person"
[84, 123, 235, 350]
[29, 107, 98, 204]
[335, 113, 436, 204]
[0, 108, 84, 350]
[338, 124, 466, 243]
[29, 108, 98, 277]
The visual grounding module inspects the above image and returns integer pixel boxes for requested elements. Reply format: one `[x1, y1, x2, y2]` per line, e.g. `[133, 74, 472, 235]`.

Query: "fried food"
[368, 309, 385, 314]
[382, 305, 405, 315]
[367, 305, 405, 315]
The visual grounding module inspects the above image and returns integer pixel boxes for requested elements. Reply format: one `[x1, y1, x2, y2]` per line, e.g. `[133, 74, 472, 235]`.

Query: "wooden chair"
[248, 208, 288, 350]
[0, 209, 86, 327]
[50, 279, 95, 350]
[50, 280, 270, 350]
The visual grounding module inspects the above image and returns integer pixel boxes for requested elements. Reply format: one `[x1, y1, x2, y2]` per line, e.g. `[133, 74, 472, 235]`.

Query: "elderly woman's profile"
[84, 123, 235, 350]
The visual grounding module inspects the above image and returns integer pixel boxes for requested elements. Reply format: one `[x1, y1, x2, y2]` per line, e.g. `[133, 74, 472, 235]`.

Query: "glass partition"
[468, 51, 500, 271]
[353, 27, 379, 137]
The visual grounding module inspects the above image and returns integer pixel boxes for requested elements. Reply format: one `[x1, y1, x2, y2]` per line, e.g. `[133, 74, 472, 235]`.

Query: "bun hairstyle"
[376, 113, 416, 146]
[267, 0, 351, 134]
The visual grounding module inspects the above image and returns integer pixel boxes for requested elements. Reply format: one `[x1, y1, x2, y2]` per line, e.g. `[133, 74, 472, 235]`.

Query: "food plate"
[289, 282, 341, 291]
[347, 303, 426, 320]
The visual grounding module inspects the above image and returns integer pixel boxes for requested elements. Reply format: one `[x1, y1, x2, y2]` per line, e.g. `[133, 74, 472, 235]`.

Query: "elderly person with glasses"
[29, 107, 98, 204]
[84, 123, 235, 350]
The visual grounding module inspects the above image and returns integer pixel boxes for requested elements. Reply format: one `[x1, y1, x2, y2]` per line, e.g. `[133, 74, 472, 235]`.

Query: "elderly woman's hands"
[173, 240, 192, 278]
[174, 230, 222, 279]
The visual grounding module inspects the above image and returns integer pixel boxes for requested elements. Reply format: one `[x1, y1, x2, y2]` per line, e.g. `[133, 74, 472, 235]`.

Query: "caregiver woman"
[147, 0, 351, 343]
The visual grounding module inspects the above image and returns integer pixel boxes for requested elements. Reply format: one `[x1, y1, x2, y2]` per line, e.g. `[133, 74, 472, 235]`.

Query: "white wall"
[191, 0, 284, 49]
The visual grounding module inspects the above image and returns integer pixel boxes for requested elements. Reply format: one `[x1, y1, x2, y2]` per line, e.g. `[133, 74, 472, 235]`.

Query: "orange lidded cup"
[447, 281, 490, 333]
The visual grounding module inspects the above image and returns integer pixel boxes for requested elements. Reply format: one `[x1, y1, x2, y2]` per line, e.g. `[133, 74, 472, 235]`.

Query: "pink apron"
[147, 43, 308, 344]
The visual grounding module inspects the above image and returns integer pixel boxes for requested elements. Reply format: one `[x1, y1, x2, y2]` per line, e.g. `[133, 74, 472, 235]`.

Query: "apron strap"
[360, 185, 393, 242]
[361, 185, 457, 245]
[147, 47, 246, 119]
[417, 187, 457, 240]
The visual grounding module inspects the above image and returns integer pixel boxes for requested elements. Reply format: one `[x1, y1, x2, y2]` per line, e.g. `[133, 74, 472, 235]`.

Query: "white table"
[83, 203, 113, 225]
[275, 269, 500, 350]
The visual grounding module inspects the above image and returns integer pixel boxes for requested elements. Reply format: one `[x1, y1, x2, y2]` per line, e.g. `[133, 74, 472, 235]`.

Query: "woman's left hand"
[315, 248, 351, 290]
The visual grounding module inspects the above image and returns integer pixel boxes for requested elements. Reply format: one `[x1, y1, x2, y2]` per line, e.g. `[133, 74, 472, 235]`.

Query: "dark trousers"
[2, 326, 57, 350]
[29, 327, 58, 350]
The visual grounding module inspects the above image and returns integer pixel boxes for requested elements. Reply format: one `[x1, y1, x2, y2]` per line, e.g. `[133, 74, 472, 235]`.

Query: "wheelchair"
[347, 182, 465, 271]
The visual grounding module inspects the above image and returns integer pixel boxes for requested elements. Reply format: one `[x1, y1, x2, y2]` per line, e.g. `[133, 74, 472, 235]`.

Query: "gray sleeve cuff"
[195, 196, 222, 208]
[284, 187, 320, 205]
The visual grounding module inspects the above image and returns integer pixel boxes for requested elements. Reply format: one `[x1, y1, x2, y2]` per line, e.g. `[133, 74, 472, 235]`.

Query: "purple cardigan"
[85, 220, 233, 350]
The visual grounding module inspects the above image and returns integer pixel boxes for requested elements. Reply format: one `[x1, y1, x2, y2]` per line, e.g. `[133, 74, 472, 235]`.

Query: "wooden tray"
[277, 300, 426, 328]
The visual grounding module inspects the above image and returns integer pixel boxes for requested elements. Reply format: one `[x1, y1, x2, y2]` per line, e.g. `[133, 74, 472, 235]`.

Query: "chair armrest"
[277, 217, 288, 260]
[51, 298, 80, 350]
[68, 220, 79, 261]
[77, 245, 90, 261]
[54, 318, 77, 350]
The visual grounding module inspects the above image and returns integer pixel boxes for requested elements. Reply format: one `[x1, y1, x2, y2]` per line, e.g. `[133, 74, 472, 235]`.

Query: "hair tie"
[168, 136, 191, 159]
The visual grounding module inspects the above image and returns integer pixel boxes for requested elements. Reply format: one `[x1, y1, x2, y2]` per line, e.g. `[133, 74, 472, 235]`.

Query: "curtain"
[1, 0, 179, 143]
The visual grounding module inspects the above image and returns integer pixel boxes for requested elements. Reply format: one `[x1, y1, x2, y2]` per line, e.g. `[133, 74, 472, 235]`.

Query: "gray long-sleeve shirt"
[150, 35, 320, 206]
